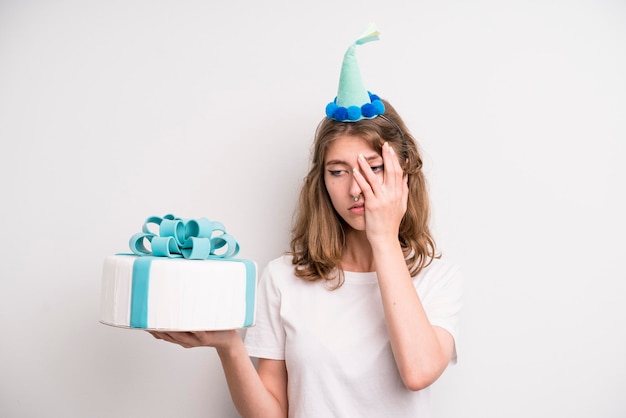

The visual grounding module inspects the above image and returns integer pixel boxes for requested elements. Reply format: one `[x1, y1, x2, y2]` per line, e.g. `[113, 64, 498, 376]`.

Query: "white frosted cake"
[99, 214, 257, 331]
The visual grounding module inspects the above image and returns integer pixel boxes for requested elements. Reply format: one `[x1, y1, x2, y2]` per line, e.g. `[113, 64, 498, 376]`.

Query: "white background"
[1, 1, 625, 417]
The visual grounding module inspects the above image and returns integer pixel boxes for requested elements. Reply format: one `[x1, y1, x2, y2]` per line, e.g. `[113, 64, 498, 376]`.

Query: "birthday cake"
[99, 214, 257, 331]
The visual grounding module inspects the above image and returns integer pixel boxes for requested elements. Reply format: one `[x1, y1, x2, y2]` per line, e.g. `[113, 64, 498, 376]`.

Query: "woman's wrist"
[214, 330, 245, 357]
[368, 233, 403, 254]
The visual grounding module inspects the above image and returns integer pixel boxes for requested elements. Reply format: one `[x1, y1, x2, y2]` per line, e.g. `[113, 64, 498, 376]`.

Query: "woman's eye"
[371, 164, 384, 173]
[328, 170, 345, 177]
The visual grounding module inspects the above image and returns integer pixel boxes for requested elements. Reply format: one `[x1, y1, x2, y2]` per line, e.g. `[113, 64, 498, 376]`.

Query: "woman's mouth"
[349, 203, 365, 213]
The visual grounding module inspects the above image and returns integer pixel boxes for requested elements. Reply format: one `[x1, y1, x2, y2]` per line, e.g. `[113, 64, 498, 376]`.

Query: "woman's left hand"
[353, 142, 409, 242]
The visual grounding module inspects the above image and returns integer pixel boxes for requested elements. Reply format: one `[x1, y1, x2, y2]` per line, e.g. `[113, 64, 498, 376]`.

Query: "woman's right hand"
[148, 329, 240, 350]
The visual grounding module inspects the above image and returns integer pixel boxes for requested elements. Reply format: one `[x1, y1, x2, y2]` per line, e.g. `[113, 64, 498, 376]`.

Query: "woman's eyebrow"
[325, 153, 381, 166]
[325, 159, 349, 166]
[363, 154, 383, 163]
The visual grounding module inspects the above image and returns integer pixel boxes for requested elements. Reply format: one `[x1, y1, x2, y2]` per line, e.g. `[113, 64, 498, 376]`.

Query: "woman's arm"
[353, 142, 455, 390]
[369, 241, 455, 391]
[150, 330, 288, 417]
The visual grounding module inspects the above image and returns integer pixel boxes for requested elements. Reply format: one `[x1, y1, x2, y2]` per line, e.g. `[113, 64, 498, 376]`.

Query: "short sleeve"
[415, 261, 464, 363]
[244, 261, 286, 360]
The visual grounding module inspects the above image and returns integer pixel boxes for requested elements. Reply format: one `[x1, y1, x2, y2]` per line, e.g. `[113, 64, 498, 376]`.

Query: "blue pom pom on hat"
[326, 23, 385, 122]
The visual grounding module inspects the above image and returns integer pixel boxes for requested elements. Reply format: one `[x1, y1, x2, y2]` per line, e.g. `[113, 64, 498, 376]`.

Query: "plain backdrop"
[1, 1, 625, 417]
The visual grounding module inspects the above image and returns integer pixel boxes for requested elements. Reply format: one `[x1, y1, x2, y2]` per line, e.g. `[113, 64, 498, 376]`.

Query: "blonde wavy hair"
[288, 100, 438, 287]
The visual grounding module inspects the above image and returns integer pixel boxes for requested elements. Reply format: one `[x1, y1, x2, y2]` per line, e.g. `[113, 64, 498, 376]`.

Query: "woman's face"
[323, 134, 384, 231]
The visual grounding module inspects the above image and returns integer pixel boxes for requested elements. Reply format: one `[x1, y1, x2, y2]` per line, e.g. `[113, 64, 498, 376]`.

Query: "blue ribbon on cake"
[127, 214, 255, 329]
[129, 214, 240, 260]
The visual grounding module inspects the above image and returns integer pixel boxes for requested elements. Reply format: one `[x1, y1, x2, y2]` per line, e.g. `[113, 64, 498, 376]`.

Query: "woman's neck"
[341, 230, 375, 272]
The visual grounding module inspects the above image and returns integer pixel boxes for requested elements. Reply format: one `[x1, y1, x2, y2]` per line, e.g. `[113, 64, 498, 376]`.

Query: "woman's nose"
[349, 170, 362, 197]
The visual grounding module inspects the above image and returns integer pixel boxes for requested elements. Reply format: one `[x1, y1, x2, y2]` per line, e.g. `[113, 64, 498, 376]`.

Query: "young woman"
[150, 99, 463, 417]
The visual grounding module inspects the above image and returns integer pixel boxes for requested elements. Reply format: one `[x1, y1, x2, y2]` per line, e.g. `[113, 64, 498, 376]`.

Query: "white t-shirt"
[244, 255, 463, 418]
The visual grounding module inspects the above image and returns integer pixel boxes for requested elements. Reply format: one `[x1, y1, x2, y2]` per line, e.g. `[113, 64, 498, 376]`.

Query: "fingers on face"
[384, 142, 404, 182]
[378, 142, 404, 193]
[354, 142, 405, 197]
[354, 155, 374, 194]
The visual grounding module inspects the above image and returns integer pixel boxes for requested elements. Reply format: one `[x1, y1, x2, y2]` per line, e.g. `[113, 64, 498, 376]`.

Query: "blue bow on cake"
[128, 214, 240, 260]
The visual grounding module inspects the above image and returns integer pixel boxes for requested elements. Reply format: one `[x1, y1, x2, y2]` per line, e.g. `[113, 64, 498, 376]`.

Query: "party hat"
[325, 23, 385, 122]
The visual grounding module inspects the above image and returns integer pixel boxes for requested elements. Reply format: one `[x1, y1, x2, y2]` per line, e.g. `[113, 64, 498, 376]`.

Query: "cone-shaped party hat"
[325, 23, 385, 122]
